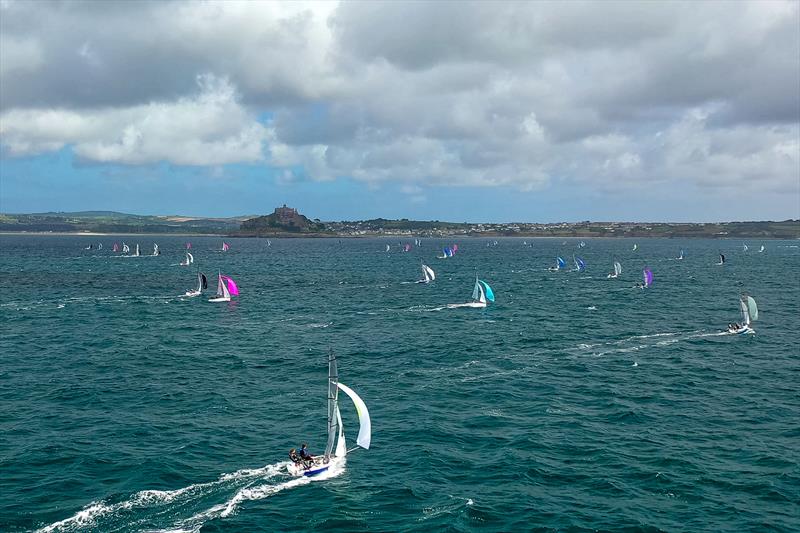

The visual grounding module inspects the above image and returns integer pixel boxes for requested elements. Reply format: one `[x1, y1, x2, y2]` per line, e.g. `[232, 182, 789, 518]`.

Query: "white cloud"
[0, 74, 266, 165]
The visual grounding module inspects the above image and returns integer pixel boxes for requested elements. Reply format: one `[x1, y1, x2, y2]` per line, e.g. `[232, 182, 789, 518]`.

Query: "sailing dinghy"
[447, 276, 495, 308]
[727, 295, 758, 335]
[759, 245, 765, 253]
[632, 243, 638, 251]
[180, 252, 194, 266]
[416, 264, 435, 284]
[607, 261, 622, 278]
[184, 272, 208, 297]
[548, 257, 567, 272]
[742, 243, 749, 252]
[221, 242, 230, 252]
[133, 244, 141, 257]
[572, 256, 586, 273]
[642, 267, 653, 289]
[152, 243, 160, 256]
[122, 243, 130, 254]
[208, 273, 238, 302]
[288, 351, 371, 477]
[717, 253, 725, 266]
[677, 249, 684, 260]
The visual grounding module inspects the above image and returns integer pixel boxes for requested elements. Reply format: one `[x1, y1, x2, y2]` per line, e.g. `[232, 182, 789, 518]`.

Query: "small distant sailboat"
[113, 243, 120, 253]
[122, 242, 130, 254]
[572, 256, 586, 273]
[742, 243, 749, 252]
[267, 239, 272, 247]
[97, 243, 103, 250]
[632, 243, 638, 251]
[180, 252, 194, 266]
[727, 295, 758, 335]
[152, 243, 160, 256]
[288, 350, 371, 477]
[186, 242, 192, 250]
[416, 264, 435, 284]
[677, 249, 684, 260]
[184, 272, 208, 297]
[579, 241, 586, 248]
[607, 261, 622, 278]
[385, 244, 391, 252]
[133, 244, 141, 257]
[548, 256, 567, 272]
[403, 243, 412, 252]
[758, 245, 765, 253]
[716, 253, 725, 266]
[642, 267, 653, 289]
[221, 242, 230, 252]
[84, 243, 93, 250]
[447, 276, 495, 309]
[209, 272, 238, 302]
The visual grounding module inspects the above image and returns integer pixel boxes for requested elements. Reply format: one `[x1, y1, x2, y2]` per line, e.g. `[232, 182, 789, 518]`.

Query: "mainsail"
[325, 350, 340, 461]
[719, 253, 726, 264]
[613, 261, 622, 276]
[759, 245, 765, 253]
[216, 273, 231, 299]
[152, 243, 159, 256]
[574, 256, 586, 272]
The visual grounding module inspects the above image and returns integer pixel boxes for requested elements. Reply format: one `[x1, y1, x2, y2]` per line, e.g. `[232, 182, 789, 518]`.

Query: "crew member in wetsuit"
[298, 443, 314, 467]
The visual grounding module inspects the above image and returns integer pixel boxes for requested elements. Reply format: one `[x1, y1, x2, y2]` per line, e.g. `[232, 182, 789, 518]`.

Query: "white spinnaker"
[740, 298, 750, 326]
[747, 296, 758, 321]
[335, 406, 346, 457]
[614, 261, 622, 276]
[336, 382, 371, 450]
[423, 265, 435, 281]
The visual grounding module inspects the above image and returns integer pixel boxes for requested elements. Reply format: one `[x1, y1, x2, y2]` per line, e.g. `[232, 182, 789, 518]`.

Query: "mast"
[324, 349, 339, 462]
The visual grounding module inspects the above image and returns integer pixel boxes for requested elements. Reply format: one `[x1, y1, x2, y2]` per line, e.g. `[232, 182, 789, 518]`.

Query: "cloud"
[0, 0, 797, 201]
[1, 74, 267, 165]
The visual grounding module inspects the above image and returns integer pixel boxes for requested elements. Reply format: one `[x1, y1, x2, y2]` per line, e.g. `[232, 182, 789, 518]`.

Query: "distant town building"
[273, 204, 299, 223]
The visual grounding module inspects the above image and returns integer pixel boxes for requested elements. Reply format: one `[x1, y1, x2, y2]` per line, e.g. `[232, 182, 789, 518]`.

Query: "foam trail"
[37, 462, 287, 533]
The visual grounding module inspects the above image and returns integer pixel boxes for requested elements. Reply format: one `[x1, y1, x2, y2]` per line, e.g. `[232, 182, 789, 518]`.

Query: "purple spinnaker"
[223, 276, 239, 296]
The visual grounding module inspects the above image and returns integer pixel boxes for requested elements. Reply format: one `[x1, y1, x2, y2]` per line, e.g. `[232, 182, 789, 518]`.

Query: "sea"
[1, 235, 798, 532]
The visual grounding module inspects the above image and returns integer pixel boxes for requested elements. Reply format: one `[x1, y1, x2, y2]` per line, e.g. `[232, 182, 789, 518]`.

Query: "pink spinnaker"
[223, 276, 239, 296]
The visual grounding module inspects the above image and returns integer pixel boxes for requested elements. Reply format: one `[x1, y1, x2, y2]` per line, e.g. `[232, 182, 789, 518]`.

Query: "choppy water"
[1, 235, 798, 532]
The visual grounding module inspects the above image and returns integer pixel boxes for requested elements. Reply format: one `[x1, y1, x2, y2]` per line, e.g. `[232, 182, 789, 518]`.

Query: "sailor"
[298, 443, 314, 467]
[288, 448, 301, 465]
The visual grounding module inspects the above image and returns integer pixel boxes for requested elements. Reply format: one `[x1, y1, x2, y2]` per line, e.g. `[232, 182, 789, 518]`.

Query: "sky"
[0, 0, 798, 222]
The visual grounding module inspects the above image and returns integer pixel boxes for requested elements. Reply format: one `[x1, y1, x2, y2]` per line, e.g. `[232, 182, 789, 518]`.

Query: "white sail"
[188, 252, 194, 264]
[743, 243, 748, 252]
[153, 243, 159, 256]
[217, 274, 230, 298]
[122, 243, 130, 253]
[614, 261, 622, 276]
[336, 382, 371, 450]
[134, 244, 140, 256]
[422, 264, 435, 282]
[471, 278, 486, 304]
[759, 245, 765, 253]
[746, 296, 758, 321]
[739, 298, 750, 326]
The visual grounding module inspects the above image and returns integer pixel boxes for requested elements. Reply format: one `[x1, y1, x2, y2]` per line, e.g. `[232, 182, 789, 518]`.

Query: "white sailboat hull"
[208, 296, 231, 302]
[287, 454, 344, 477]
[446, 301, 487, 309]
[727, 325, 754, 335]
[184, 289, 202, 297]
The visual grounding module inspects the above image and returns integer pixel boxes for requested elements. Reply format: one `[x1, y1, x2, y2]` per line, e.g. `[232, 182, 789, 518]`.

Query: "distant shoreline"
[1, 231, 797, 240]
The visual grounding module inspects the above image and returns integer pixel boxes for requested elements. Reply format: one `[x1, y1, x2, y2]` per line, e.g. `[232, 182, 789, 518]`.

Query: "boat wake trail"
[36, 461, 333, 533]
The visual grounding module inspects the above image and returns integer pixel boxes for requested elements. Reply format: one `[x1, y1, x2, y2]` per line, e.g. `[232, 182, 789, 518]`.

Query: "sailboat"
[84, 244, 93, 250]
[438, 246, 454, 259]
[758, 245, 765, 253]
[152, 243, 160, 256]
[122, 242, 130, 254]
[642, 267, 653, 289]
[632, 243, 638, 251]
[416, 264, 435, 284]
[385, 244, 390, 252]
[287, 350, 371, 477]
[716, 253, 725, 266]
[579, 241, 586, 248]
[447, 276, 495, 308]
[113, 243, 120, 252]
[607, 261, 622, 278]
[677, 249, 684, 260]
[727, 295, 758, 335]
[548, 256, 567, 272]
[403, 244, 412, 252]
[180, 252, 194, 266]
[221, 242, 230, 252]
[267, 239, 272, 247]
[208, 272, 238, 302]
[97, 243, 103, 250]
[572, 256, 586, 273]
[133, 244, 141, 257]
[184, 272, 208, 297]
[742, 243, 749, 252]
